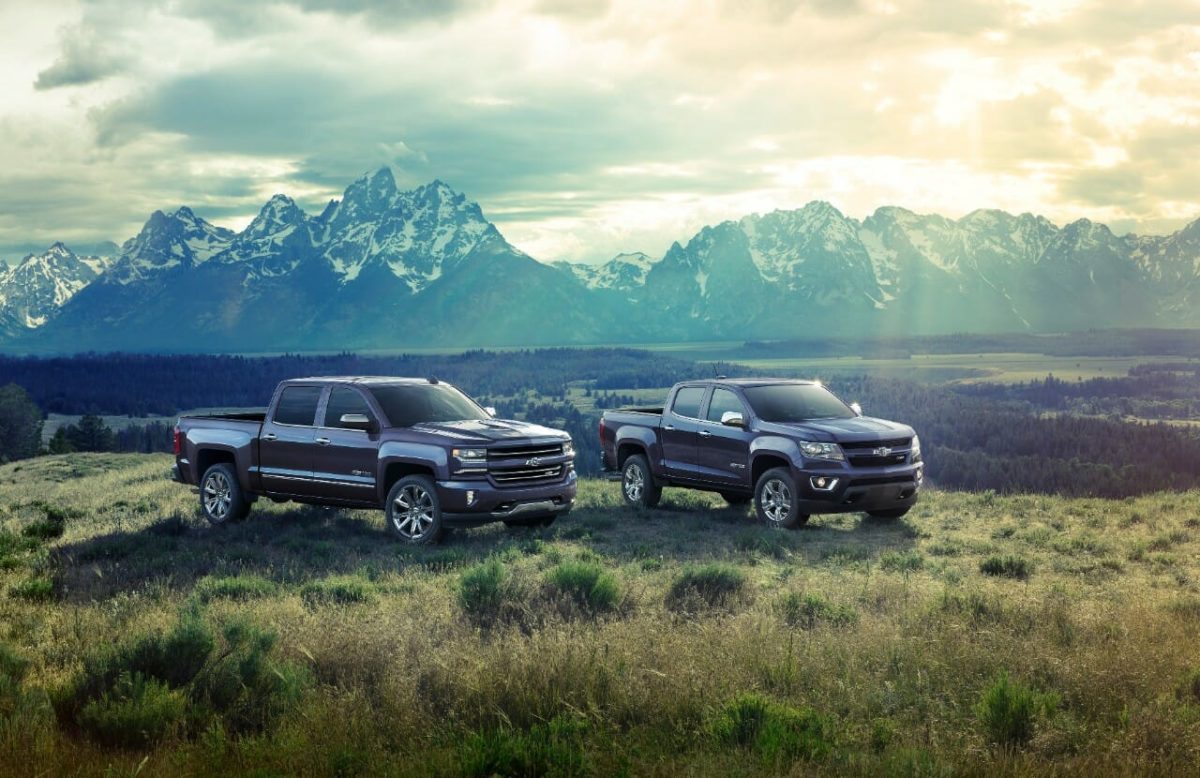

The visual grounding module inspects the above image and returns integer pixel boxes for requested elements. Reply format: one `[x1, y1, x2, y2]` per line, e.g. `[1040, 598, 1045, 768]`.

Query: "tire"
[754, 467, 809, 529]
[199, 463, 251, 525]
[866, 507, 910, 520]
[621, 454, 661, 508]
[386, 476, 444, 545]
[721, 492, 752, 506]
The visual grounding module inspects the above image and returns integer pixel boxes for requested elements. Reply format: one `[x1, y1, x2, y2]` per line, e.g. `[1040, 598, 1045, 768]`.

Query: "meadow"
[2, 454, 1199, 775]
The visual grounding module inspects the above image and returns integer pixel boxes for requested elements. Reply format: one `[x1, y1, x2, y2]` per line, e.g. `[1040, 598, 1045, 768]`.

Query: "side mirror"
[720, 411, 746, 428]
[850, 402, 863, 417]
[340, 413, 374, 431]
[484, 406, 497, 417]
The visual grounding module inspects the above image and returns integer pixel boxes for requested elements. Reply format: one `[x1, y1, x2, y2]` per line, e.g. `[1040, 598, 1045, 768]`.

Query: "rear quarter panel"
[181, 420, 260, 492]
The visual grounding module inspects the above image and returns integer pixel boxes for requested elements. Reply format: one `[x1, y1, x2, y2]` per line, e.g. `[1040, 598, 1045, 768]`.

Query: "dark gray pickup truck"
[599, 378, 922, 527]
[171, 376, 576, 543]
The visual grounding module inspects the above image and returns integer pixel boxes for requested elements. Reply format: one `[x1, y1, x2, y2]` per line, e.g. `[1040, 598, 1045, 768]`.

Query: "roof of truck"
[683, 378, 819, 387]
[287, 376, 448, 385]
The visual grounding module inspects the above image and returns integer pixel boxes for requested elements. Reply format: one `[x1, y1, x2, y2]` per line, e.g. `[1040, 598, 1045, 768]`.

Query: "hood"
[410, 417, 570, 445]
[757, 415, 915, 444]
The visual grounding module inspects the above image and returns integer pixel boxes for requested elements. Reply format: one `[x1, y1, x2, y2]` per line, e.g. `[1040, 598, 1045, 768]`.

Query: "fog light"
[915, 466, 924, 487]
[466, 490, 476, 506]
[810, 476, 839, 492]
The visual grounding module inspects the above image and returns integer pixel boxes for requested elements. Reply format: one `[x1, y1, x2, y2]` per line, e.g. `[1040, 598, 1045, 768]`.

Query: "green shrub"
[711, 693, 833, 762]
[666, 563, 748, 612]
[21, 515, 65, 541]
[975, 672, 1058, 747]
[544, 561, 621, 614]
[980, 554, 1033, 580]
[194, 575, 279, 603]
[880, 549, 925, 574]
[9, 577, 55, 602]
[1175, 668, 1200, 705]
[301, 576, 375, 606]
[459, 559, 525, 626]
[459, 713, 589, 777]
[0, 642, 30, 715]
[777, 592, 858, 630]
[76, 673, 188, 748]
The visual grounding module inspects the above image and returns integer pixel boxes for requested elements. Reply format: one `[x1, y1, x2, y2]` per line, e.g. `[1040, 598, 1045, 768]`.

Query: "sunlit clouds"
[0, 0, 1197, 262]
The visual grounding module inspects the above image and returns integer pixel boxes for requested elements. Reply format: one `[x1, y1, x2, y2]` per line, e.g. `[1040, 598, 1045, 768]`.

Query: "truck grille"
[488, 443, 566, 487]
[843, 438, 912, 468]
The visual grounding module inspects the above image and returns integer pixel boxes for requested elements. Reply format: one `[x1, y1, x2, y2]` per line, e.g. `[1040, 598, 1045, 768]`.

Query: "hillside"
[2, 454, 1199, 775]
[3, 167, 1199, 352]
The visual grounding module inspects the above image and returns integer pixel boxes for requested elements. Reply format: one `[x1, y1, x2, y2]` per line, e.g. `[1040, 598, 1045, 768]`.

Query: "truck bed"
[181, 410, 267, 423]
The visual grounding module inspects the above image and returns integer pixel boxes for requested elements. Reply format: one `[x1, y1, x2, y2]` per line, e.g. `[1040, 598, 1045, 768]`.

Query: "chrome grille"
[488, 442, 566, 487]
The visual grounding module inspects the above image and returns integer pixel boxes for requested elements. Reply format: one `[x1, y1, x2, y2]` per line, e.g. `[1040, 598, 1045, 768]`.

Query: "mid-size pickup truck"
[171, 377, 577, 544]
[599, 379, 922, 527]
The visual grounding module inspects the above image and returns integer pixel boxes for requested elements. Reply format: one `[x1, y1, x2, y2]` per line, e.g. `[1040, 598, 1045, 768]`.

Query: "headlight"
[911, 435, 921, 460]
[798, 440, 844, 461]
[562, 439, 575, 457]
[452, 448, 487, 461]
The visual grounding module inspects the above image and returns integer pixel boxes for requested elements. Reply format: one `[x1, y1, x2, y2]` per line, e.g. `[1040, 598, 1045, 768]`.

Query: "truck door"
[312, 386, 380, 503]
[661, 386, 706, 479]
[259, 384, 321, 495]
[696, 387, 752, 487]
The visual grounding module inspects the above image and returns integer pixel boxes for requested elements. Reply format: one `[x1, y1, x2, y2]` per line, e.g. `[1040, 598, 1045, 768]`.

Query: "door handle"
[262, 433, 277, 441]
[315, 437, 331, 446]
[663, 425, 675, 431]
[698, 430, 712, 438]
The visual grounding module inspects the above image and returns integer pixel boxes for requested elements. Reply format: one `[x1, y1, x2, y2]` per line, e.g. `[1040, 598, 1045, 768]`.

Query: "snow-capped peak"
[0, 242, 111, 330]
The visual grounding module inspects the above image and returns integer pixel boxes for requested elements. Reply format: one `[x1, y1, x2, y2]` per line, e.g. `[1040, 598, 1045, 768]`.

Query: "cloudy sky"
[1, 0, 1197, 264]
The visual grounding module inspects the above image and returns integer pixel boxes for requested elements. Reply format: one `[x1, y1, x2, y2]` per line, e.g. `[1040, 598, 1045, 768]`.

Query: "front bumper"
[792, 461, 923, 515]
[436, 469, 578, 526]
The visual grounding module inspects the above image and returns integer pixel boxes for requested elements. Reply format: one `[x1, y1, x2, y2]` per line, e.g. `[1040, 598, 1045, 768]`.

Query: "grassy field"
[2, 454, 1200, 775]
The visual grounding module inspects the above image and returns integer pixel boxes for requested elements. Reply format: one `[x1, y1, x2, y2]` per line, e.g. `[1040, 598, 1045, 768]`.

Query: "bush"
[9, 577, 55, 602]
[57, 611, 309, 748]
[194, 575, 279, 603]
[980, 554, 1033, 580]
[21, 514, 66, 541]
[777, 592, 858, 630]
[76, 673, 188, 748]
[1176, 668, 1200, 705]
[544, 561, 620, 614]
[459, 559, 525, 627]
[666, 563, 749, 612]
[711, 693, 833, 762]
[880, 549, 925, 573]
[301, 576, 375, 606]
[975, 672, 1058, 747]
[459, 713, 589, 777]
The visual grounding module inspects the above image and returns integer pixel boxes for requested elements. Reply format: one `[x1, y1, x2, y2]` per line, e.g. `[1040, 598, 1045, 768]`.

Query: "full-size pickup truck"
[599, 379, 922, 527]
[171, 377, 577, 544]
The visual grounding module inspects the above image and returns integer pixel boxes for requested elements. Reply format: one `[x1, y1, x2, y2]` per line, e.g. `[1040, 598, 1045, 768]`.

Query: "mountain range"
[1, 166, 1197, 352]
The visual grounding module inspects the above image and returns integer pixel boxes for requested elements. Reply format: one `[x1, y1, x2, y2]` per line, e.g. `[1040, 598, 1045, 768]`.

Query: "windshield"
[368, 384, 489, 427]
[742, 383, 856, 423]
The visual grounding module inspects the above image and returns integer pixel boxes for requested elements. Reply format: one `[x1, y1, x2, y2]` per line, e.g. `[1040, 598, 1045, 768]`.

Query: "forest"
[1, 348, 1198, 498]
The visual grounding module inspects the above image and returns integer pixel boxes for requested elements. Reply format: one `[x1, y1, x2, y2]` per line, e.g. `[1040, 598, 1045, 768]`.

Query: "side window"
[706, 388, 743, 422]
[323, 387, 373, 429]
[273, 386, 322, 426]
[671, 387, 705, 419]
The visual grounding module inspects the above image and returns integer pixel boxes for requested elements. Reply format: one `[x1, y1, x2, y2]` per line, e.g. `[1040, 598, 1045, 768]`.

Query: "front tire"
[386, 476, 444, 545]
[200, 463, 251, 525]
[866, 507, 911, 520]
[754, 468, 809, 529]
[621, 454, 661, 508]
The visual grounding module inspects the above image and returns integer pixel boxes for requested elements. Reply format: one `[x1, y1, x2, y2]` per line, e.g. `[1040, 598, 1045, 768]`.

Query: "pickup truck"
[599, 378, 922, 527]
[171, 376, 577, 544]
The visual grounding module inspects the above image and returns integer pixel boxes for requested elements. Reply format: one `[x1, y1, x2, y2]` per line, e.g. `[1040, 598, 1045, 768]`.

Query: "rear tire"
[621, 454, 661, 508]
[721, 492, 752, 506]
[199, 463, 251, 525]
[754, 467, 809, 529]
[386, 476, 444, 545]
[866, 507, 911, 520]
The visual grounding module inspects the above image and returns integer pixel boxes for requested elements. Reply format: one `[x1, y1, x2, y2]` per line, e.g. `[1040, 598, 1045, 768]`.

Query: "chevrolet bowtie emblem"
[873, 447, 892, 457]
[525, 457, 542, 467]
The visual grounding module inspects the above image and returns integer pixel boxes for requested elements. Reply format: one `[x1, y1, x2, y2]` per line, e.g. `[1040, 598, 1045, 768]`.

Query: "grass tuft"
[9, 577, 55, 602]
[776, 592, 858, 630]
[666, 563, 749, 613]
[711, 692, 833, 762]
[543, 560, 621, 614]
[194, 575, 279, 603]
[975, 672, 1058, 748]
[980, 554, 1033, 580]
[459, 713, 589, 778]
[301, 576, 375, 606]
